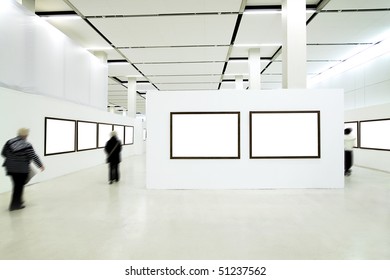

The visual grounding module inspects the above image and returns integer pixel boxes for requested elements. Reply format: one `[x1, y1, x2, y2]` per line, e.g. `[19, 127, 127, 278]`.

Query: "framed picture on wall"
[98, 123, 113, 148]
[360, 118, 390, 151]
[77, 121, 98, 151]
[170, 112, 240, 159]
[250, 111, 321, 159]
[113, 125, 125, 144]
[45, 117, 76, 156]
[124, 126, 134, 145]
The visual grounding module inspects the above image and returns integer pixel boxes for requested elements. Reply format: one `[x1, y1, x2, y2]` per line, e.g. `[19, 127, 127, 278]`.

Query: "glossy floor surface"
[0, 155, 389, 260]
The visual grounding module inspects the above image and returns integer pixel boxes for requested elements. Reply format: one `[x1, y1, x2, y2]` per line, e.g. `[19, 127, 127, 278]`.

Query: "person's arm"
[1, 141, 9, 158]
[27, 145, 44, 170]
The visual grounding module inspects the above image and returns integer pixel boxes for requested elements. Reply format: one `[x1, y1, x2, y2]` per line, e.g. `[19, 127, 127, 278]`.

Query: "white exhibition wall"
[312, 49, 390, 173]
[0, 0, 107, 111]
[0, 87, 145, 194]
[345, 103, 390, 173]
[146, 89, 344, 189]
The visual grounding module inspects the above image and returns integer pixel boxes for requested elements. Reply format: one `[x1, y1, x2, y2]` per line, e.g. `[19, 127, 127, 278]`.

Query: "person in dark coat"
[2, 128, 45, 211]
[104, 131, 122, 184]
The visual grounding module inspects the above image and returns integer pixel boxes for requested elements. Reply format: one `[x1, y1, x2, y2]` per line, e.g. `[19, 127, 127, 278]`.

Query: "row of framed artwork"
[345, 118, 390, 151]
[170, 111, 321, 159]
[44, 117, 135, 156]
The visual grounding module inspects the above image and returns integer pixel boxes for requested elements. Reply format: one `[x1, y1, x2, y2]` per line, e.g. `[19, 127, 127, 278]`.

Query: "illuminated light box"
[77, 121, 98, 151]
[360, 118, 390, 151]
[170, 112, 240, 159]
[113, 125, 124, 144]
[344, 121, 358, 148]
[124, 126, 134, 145]
[250, 111, 321, 158]
[45, 117, 76, 156]
[98, 123, 113, 148]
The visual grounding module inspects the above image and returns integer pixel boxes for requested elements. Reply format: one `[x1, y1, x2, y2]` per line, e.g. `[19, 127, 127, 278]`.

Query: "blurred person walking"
[2, 128, 45, 211]
[104, 130, 122, 184]
[344, 128, 356, 176]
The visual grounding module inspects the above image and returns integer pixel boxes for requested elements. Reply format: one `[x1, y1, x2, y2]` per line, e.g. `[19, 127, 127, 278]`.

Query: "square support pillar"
[282, 0, 307, 89]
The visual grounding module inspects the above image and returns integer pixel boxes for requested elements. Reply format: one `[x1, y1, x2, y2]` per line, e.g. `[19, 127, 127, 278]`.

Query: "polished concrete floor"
[0, 154, 389, 260]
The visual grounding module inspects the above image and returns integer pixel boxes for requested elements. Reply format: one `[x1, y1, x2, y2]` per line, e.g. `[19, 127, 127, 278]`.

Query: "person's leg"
[344, 150, 348, 174]
[109, 163, 114, 184]
[115, 164, 120, 182]
[345, 151, 352, 175]
[9, 173, 27, 210]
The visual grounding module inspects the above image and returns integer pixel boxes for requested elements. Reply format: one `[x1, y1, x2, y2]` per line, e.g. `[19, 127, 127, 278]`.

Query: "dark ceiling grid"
[34, 0, 390, 109]
[60, 0, 159, 96]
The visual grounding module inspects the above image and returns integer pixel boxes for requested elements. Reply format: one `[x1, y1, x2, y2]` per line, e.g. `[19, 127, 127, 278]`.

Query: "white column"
[127, 77, 137, 118]
[235, 75, 244, 90]
[93, 51, 108, 64]
[22, 0, 35, 12]
[282, 0, 307, 89]
[248, 48, 261, 90]
[109, 106, 115, 113]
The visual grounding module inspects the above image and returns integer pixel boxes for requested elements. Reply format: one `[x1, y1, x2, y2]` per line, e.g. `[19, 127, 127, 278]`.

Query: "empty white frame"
[45, 117, 76, 156]
[344, 121, 358, 148]
[250, 111, 320, 158]
[360, 118, 390, 151]
[170, 112, 240, 159]
[113, 125, 124, 144]
[124, 126, 134, 145]
[98, 123, 112, 148]
[77, 121, 98, 151]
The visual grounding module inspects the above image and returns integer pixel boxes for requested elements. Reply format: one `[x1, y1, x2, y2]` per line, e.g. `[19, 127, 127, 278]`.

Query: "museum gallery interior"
[0, 0, 389, 260]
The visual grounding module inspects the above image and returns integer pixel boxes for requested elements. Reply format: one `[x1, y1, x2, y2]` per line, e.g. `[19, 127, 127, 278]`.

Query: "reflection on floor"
[0, 154, 389, 260]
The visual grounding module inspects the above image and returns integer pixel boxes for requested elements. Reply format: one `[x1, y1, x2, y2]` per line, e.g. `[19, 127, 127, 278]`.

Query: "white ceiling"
[34, 0, 390, 113]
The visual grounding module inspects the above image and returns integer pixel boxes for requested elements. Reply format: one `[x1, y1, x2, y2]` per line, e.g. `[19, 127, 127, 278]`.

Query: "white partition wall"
[147, 89, 344, 189]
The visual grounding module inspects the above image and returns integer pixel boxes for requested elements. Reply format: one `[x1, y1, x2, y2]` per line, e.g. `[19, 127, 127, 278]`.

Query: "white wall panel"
[147, 89, 344, 189]
[0, 1, 107, 110]
[345, 103, 390, 172]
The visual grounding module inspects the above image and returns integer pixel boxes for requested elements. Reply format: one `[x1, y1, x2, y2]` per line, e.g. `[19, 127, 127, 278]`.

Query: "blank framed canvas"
[77, 121, 98, 151]
[250, 111, 320, 158]
[113, 125, 125, 144]
[124, 126, 134, 145]
[170, 112, 240, 159]
[98, 123, 113, 148]
[360, 118, 390, 151]
[45, 117, 76, 156]
[344, 121, 358, 148]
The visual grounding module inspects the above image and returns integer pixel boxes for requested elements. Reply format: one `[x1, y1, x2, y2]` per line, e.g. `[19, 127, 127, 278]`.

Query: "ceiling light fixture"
[41, 15, 81, 20]
[243, 10, 281, 15]
[308, 36, 390, 87]
[244, 9, 316, 15]
[86, 47, 114, 51]
[234, 43, 280, 48]
[229, 59, 271, 63]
